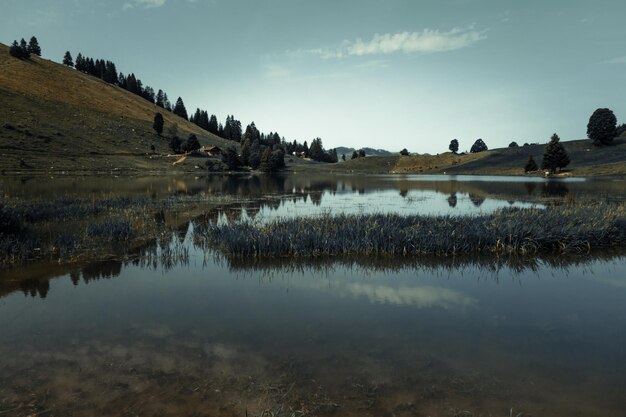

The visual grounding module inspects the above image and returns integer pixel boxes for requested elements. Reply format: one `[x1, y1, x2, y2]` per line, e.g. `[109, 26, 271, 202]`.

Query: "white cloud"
[123, 0, 167, 10]
[604, 56, 626, 64]
[308, 27, 487, 59]
[264, 64, 290, 79]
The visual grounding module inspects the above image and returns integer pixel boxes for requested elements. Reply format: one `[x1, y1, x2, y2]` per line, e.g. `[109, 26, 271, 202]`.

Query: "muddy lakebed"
[0, 174, 625, 417]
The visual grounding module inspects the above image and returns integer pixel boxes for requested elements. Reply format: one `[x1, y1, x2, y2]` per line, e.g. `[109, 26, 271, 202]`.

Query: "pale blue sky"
[2, 0, 625, 153]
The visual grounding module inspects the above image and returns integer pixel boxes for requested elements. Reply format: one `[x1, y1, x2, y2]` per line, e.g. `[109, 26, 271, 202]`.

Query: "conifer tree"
[208, 115, 218, 134]
[27, 36, 41, 56]
[241, 139, 252, 166]
[541, 133, 570, 174]
[155, 90, 165, 108]
[249, 139, 262, 169]
[62, 51, 74, 67]
[524, 155, 538, 173]
[173, 97, 188, 120]
[221, 147, 241, 171]
[153, 112, 164, 136]
[19, 39, 30, 58]
[9, 41, 24, 58]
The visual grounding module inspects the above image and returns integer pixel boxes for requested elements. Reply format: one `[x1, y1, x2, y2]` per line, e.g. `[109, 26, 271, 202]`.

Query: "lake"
[1, 174, 625, 416]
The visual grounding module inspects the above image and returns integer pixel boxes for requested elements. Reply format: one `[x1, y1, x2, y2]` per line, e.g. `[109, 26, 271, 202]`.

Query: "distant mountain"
[335, 147, 395, 158]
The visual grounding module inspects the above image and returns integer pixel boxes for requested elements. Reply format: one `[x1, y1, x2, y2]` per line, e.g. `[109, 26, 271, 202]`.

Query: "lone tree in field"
[153, 112, 164, 136]
[541, 133, 570, 174]
[400, 148, 409, 156]
[449, 139, 459, 154]
[62, 51, 73, 67]
[524, 155, 538, 173]
[470, 138, 488, 153]
[27, 36, 41, 56]
[587, 108, 617, 145]
[172, 97, 189, 120]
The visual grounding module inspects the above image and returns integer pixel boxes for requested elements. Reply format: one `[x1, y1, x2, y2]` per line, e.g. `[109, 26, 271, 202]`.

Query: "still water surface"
[0, 174, 625, 416]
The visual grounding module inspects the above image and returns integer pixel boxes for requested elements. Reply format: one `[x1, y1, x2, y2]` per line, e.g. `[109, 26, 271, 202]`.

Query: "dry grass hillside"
[299, 138, 626, 176]
[0, 43, 234, 174]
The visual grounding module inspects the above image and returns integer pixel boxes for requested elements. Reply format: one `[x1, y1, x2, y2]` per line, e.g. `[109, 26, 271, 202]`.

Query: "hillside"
[295, 139, 626, 176]
[335, 147, 395, 158]
[0, 43, 234, 174]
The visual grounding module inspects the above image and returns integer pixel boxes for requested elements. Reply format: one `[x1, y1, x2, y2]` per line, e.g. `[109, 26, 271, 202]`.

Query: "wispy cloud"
[603, 56, 626, 64]
[264, 64, 291, 79]
[122, 0, 167, 11]
[306, 27, 487, 59]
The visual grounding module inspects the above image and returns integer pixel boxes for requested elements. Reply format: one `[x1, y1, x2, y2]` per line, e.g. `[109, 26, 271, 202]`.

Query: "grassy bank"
[195, 203, 626, 257]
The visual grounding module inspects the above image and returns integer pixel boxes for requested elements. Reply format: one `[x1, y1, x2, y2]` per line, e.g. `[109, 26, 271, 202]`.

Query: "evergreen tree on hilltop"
[541, 133, 570, 174]
[509, 141, 519, 148]
[587, 108, 617, 146]
[75, 53, 84, 71]
[27, 36, 41, 56]
[153, 112, 164, 136]
[470, 139, 488, 153]
[449, 139, 459, 154]
[19, 39, 31, 58]
[208, 115, 218, 134]
[10, 39, 31, 59]
[9, 41, 24, 59]
[163, 93, 172, 111]
[155, 90, 165, 108]
[173, 97, 188, 120]
[62, 51, 74, 67]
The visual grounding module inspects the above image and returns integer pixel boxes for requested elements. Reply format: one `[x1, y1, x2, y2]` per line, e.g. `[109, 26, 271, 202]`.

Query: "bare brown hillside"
[0, 43, 233, 174]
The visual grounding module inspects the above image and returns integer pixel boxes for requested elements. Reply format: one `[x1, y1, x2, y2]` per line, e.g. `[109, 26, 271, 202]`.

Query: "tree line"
[9, 36, 41, 59]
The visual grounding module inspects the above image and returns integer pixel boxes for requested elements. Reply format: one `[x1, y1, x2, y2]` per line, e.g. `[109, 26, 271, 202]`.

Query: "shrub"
[470, 139, 488, 153]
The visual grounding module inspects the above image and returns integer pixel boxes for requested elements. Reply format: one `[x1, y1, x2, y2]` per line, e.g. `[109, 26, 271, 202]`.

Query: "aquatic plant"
[86, 220, 134, 241]
[195, 204, 626, 257]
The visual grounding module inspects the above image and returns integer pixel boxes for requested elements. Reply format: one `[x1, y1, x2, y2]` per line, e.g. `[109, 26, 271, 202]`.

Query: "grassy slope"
[0, 43, 234, 174]
[294, 138, 626, 176]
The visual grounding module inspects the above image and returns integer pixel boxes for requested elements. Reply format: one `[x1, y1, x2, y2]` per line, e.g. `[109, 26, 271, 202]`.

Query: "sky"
[1, 0, 625, 154]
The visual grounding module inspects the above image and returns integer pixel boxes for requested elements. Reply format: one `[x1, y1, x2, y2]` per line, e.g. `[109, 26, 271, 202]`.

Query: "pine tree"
[163, 93, 171, 111]
[153, 112, 164, 136]
[541, 133, 570, 174]
[221, 147, 241, 171]
[249, 139, 261, 169]
[524, 156, 538, 173]
[155, 90, 165, 108]
[208, 115, 218, 134]
[9, 41, 24, 59]
[173, 97, 188, 120]
[62, 51, 74, 67]
[27, 36, 41, 56]
[19, 39, 30, 58]
[241, 139, 252, 166]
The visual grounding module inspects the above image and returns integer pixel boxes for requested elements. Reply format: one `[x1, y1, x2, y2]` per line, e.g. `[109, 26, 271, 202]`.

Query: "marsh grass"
[195, 204, 626, 258]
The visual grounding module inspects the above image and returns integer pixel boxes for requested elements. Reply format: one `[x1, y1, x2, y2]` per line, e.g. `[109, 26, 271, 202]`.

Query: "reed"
[195, 204, 626, 257]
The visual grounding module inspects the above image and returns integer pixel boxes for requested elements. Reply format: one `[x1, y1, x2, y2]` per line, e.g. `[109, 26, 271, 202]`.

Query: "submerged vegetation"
[196, 204, 626, 258]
